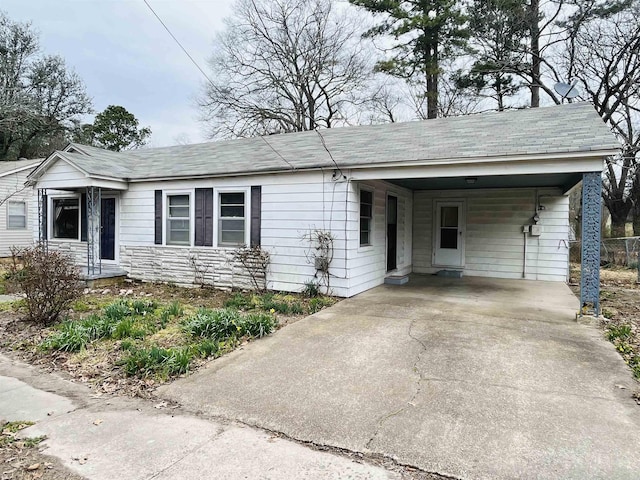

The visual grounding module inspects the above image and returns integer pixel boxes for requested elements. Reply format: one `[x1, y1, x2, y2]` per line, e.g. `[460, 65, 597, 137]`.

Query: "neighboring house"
[0, 159, 40, 257]
[26, 103, 618, 310]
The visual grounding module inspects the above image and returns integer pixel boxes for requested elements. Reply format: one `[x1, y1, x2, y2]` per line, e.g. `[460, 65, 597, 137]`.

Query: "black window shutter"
[194, 188, 213, 247]
[81, 193, 87, 241]
[250, 186, 262, 247]
[154, 190, 162, 245]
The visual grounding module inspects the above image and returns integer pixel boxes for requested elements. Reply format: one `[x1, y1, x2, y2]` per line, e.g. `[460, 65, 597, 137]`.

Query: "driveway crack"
[366, 318, 427, 450]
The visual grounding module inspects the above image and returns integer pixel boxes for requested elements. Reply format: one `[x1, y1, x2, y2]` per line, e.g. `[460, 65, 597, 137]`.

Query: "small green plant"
[302, 281, 321, 298]
[224, 293, 253, 310]
[122, 346, 193, 378]
[607, 323, 632, 342]
[103, 300, 131, 321]
[0, 421, 45, 448]
[42, 321, 92, 352]
[165, 301, 183, 317]
[182, 308, 242, 340]
[191, 339, 221, 358]
[290, 301, 304, 315]
[308, 296, 334, 314]
[112, 318, 146, 340]
[120, 339, 134, 351]
[240, 312, 278, 338]
[261, 296, 291, 314]
[131, 299, 157, 315]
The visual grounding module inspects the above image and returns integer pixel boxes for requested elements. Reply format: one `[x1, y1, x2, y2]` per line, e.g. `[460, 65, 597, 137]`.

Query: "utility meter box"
[530, 224, 543, 236]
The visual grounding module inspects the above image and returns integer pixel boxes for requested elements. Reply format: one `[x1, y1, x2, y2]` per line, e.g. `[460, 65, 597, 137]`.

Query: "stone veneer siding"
[47, 241, 88, 269]
[120, 245, 263, 290]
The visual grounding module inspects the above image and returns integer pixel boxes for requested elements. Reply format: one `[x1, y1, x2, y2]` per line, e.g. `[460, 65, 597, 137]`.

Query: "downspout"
[523, 229, 528, 278]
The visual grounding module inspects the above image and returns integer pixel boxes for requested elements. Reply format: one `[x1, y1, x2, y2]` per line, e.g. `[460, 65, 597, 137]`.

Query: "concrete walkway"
[0, 355, 397, 480]
[161, 276, 640, 480]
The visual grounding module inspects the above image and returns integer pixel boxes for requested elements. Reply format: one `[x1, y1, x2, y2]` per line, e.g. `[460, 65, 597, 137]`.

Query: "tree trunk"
[529, 0, 540, 108]
[426, 44, 438, 119]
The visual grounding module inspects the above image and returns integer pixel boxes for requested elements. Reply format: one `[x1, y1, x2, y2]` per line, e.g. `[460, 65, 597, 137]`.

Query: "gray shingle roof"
[0, 158, 42, 177]
[41, 102, 620, 182]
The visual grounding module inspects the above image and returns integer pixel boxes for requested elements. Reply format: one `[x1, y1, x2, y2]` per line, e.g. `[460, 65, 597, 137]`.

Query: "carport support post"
[580, 172, 602, 316]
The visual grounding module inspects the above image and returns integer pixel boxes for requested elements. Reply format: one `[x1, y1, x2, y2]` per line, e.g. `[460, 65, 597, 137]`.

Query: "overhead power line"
[142, 0, 215, 86]
[315, 129, 345, 179]
[260, 135, 297, 171]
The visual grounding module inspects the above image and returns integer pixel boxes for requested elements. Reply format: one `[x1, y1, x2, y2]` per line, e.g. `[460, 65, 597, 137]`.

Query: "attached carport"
[160, 275, 640, 479]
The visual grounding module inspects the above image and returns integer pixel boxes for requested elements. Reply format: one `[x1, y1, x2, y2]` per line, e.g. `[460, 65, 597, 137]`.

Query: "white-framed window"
[218, 191, 246, 246]
[52, 197, 80, 240]
[7, 201, 27, 229]
[360, 188, 373, 246]
[166, 194, 191, 246]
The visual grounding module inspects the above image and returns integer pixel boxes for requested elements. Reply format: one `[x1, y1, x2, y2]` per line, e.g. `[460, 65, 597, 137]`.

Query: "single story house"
[26, 103, 618, 313]
[0, 159, 41, 257]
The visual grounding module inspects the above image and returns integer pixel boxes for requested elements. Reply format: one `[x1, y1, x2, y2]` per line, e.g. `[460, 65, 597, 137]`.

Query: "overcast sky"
[3, 0, 237, 147]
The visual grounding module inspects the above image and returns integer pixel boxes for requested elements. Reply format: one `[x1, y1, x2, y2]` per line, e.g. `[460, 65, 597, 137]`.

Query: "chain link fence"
[570, 237, 640, 267]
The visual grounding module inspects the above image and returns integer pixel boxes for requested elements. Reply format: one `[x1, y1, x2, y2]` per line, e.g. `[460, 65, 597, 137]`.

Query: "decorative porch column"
[37, 188, 48, 252]
[86, 187, 102, 276]
[580, 172, 602, 316]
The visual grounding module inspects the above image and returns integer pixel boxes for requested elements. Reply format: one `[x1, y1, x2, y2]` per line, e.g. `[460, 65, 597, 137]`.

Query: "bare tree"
[569, 4, 640, 236]
[199, 0, 386, 138]
[0, 11, 91, 160]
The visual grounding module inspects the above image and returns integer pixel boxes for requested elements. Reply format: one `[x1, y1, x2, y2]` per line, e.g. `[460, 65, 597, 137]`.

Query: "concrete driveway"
[160, 276, 640, 480]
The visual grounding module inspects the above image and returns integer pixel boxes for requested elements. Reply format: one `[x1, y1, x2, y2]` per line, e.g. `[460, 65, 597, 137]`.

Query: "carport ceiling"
[386, 172, 583, 192]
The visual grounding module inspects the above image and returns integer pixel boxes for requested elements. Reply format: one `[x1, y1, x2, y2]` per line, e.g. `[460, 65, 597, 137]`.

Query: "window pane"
[169, 195, 189, 206]
[219, 219, 245, 245]
[169, 206, 190, 218]
[8, 202, 25, 216]
[440, 228, 458, 249]
[53, 198, 79, 239]
[221, 230, 245, 244]
[360, 190, 372, 205]
[441, 206, 458, 228]
[360, 218, 371, 246]
[168, 229, 190, 244]
[220, 192, 245, 205]
[220, 205, 244, 217]
[360, 204, 372, 218]
[8, 216, 26, 229]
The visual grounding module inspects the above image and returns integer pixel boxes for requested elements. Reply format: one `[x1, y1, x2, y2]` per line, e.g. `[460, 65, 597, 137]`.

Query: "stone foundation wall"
[120, 245, 264, 290]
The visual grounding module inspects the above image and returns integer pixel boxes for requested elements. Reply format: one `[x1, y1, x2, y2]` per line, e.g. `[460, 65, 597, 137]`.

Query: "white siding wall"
[0, 170, 36, 257]
[345, 180, 413, 297]
[413, 188, 569, 282]
[119, 171, 353, 296]
[34, 160, 86, 190]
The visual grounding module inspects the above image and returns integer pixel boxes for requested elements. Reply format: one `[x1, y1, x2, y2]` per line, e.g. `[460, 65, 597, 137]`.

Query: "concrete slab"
[160, 275, 640, 480]
[0, 376, 76, 422]
[0, 356, 397, 480]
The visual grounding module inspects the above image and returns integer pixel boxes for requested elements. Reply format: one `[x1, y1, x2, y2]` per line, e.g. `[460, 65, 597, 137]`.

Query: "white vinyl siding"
[0, 169, 35, 257]
[413, 188, 569, 282]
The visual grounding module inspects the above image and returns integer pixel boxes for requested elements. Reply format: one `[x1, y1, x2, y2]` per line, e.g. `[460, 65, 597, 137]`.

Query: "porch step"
[436, 269, 464, 278]
[384, 275, 409, 286]
[79, 267, 129, 288]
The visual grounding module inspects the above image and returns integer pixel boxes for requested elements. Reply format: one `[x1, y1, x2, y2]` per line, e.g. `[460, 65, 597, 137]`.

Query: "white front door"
[433, 201, 465, 268]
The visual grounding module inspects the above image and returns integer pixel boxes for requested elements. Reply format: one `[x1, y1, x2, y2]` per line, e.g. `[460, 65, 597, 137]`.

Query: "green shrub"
[290, 302, 304, 315]
[112, 318, 146, 340]
[240, 312, 277, 338]
[182, 308, 242, 340]
[302, 281, 321, 298]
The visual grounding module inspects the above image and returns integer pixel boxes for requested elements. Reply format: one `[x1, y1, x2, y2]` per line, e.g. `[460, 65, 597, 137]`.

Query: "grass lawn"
[0, 274, 336, 398]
